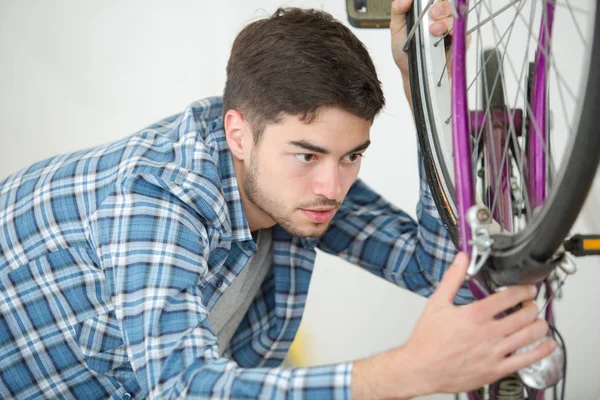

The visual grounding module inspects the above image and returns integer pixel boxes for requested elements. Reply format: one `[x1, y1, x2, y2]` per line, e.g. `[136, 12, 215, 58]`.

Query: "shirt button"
[216, 278, 224, 287]
[123, 393, 132, 400]
[242, 243, 252, 251]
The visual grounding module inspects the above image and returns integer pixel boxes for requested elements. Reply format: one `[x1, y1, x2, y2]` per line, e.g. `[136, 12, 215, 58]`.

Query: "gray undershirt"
[208, 228, 273, 355]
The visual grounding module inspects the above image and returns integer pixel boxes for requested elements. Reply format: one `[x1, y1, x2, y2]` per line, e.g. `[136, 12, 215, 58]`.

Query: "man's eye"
[344, 153, 363, 163]
[295, 154, 316, 163]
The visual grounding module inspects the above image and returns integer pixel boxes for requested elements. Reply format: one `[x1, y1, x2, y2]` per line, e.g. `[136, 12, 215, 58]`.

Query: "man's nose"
[312, 163, 342, 200]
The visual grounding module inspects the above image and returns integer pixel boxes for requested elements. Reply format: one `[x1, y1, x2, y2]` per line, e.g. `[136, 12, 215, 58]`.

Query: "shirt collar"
[206, 116, 255, 249]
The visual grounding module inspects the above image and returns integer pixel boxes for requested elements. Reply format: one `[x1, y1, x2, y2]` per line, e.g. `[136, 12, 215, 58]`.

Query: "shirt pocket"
[70, 309, 131, 376]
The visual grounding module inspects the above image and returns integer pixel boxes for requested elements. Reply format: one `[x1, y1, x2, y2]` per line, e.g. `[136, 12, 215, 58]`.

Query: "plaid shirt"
[0, 97, 468, 399]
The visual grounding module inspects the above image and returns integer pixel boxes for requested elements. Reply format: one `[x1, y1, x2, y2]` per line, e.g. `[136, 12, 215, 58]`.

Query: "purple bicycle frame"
[451, 0, 556, 399]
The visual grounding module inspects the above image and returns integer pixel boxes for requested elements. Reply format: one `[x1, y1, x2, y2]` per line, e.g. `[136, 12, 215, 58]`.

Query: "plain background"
[1, 1, 599, 398]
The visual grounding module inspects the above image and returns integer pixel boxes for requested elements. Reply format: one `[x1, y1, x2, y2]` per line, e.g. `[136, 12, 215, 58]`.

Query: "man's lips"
[300, 207, 337, 223]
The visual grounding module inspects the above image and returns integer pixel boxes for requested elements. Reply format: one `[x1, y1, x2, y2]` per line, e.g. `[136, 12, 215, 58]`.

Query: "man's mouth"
[300, 207, 337, 223]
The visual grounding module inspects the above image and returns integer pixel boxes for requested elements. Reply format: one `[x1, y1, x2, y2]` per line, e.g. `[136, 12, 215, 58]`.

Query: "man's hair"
[222, 7, 385, 142]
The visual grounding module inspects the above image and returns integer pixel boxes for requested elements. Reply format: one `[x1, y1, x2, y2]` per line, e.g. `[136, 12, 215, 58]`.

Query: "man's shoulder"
[143, 96, 224, 141]
[188, 96, 224, 123]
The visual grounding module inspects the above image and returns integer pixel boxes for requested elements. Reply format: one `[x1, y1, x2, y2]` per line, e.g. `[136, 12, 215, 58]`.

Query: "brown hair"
[223, 7, 385, 142]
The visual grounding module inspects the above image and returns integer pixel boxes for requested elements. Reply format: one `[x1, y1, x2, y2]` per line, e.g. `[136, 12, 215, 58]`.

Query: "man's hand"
[391, 0, 455, 77]
[391, 0, 455, 113]
[352, 253, 558, 399]
[399, 252, 557, 394]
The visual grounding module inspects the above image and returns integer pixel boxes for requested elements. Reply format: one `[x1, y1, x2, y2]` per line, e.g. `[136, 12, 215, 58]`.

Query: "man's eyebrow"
[288, 140, 330, 154]
[287, 139, 371, 155]
[347, 140, 371, 154]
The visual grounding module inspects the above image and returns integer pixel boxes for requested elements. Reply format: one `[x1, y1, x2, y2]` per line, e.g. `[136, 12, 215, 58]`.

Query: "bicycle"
[404, 0, 600, 399]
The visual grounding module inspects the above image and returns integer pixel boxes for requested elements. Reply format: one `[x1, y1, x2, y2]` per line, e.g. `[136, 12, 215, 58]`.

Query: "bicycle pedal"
[563, 234, 600, 257]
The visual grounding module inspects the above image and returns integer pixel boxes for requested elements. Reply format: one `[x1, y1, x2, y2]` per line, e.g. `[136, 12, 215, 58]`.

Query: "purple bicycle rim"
[451, 0, 490, 302]
[451, 0, 474, 255]
[528, 2, 556, 209]
[468, 391, 483, 400]
[468, 391, 482, 400]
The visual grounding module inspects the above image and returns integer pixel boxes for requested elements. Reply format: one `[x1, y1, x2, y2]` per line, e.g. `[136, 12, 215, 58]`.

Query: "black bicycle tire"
[406, 5, 460, 247]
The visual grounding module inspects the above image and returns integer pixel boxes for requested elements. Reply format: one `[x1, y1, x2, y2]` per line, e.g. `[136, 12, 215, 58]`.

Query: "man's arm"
[391, 0, 416, 113]
[317, 163, 472, 303]
[351, 254, 557, 398]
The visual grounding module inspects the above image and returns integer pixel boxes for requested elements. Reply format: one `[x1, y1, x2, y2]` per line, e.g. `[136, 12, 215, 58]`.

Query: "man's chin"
[279, 220, 331, 238]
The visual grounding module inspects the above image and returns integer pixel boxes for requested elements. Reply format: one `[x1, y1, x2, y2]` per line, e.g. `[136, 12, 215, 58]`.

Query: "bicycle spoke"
[509, 0, 539, 222]
[467, 0, 522, 36]
[479, 0, 589, 224]
[466, 1, 581, 107]
[565, 0, 588, 46]
[481, 0, 520, 224]
[509, 2, 581, 100]
[553, 0, 591, 15]
[481, 0, 553, 176]
[403, 0, 436, 52]
[434, 0, 484, 47]
[482, 0, 534, 222]
[563, 0, 588, 46]
[473, 5, 484, 179]
[444, 18, 515, 123]
[437, 44, 453, 86]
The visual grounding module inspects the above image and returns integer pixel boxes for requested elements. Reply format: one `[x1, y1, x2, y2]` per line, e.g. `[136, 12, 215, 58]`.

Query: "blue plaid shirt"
[0, 97, 468, 399]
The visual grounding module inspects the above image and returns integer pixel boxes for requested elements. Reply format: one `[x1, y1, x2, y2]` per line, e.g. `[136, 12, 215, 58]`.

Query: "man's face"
[243, 107, 371, 238]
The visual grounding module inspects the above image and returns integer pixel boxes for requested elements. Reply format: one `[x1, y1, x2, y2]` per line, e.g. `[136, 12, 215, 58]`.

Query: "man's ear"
[224, 109, 250, 161]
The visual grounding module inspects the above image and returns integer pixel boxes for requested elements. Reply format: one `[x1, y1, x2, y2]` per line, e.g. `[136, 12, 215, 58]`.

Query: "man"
[0, 0, 555, 399]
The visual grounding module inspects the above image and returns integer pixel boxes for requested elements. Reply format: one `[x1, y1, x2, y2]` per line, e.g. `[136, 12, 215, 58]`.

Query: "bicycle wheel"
[406, 0, 600, 286]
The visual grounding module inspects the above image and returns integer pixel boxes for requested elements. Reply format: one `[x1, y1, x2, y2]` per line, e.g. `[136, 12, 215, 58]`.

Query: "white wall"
[0, 1, 599, 399]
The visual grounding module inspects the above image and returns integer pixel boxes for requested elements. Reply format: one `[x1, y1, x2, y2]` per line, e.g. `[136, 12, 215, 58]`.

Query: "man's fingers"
[394, 0, 456, 38]
[475, 285, 537, 318]
[496, 318, 550, 357]
[496, 332, 557, 378]
[429, 0, 453, 20]
[392, 0, 412, 15]
[429, 1, 455, 37]
[430, 17, 452, 36]
[431, 252, 470, 303]
[391, 0, 413, 37]
[491, 301, 539, 337]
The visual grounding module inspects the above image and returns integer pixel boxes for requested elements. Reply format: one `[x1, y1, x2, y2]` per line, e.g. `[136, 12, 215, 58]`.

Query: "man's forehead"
[257, 108, 371, 150]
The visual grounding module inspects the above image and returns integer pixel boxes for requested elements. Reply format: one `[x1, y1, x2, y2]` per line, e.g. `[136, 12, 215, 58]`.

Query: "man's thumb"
[432, 252, 470, 303]
[390, 0, 412, 36]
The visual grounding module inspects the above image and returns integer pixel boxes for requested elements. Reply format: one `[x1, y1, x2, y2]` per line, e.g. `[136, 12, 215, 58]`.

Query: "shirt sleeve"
[93, 174, 353, 399]
[317, 159, 473, 304]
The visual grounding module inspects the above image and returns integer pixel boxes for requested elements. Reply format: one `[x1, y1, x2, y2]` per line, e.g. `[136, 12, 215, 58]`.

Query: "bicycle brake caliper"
[466, 205, 494, 279]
